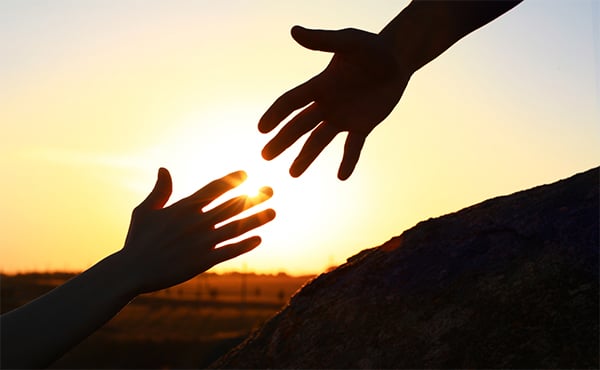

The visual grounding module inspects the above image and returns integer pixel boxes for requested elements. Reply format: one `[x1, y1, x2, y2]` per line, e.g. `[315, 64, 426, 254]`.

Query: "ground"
[0, 271, 313, 368]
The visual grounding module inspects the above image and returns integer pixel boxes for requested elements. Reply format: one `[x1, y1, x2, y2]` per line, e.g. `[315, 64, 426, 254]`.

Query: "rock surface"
[212, 168, 599, 369]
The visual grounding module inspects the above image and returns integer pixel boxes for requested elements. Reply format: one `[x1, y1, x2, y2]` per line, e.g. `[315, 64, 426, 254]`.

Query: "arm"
[259, 0, 523, 180]
[0, 168, 275, 369]
[381, 0, 524, 72]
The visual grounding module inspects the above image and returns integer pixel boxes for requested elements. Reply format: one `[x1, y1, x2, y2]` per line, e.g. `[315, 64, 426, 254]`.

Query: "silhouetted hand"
[259, 26, 411, 180]
[120, 168, 275, 294]
[0, 167, 275, 369]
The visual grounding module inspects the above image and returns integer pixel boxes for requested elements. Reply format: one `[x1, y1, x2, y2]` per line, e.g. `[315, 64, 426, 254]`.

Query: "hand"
[119, 168, 275, 294]
[259, 25, 411, 180]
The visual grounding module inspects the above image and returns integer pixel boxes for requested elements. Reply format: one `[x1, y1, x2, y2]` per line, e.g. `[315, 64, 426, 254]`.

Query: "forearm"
[0, 251, 138, 369]
[380, 0, 523, 73]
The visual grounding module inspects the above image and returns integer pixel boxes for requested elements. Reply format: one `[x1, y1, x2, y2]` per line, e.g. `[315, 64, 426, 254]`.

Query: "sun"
[231, 168, 275, 200]
[212, 155, 294, 217]
[139, 107, 359, 274]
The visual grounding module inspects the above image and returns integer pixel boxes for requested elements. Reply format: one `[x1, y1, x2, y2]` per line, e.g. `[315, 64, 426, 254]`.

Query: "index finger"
[258, 76, 319, 134]
[181, 170, 247, 208]
[203, 186, 273, 225]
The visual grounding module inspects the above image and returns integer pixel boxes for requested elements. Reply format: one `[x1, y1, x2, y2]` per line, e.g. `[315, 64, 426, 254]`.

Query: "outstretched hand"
[120, 168, 275, 294]
[259, 26, 411, 180]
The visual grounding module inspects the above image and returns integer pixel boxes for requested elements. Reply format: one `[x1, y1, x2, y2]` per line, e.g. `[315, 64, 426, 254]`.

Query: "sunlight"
[220, 168, 272, 200]
[235, 175, 270, 199]
[156, 107, 297, 205]
[150, 107, 356, 273]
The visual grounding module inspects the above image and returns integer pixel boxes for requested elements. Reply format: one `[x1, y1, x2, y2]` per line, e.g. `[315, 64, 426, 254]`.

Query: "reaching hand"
[259, 25, 411, 180]
[120, 168, 275, 294]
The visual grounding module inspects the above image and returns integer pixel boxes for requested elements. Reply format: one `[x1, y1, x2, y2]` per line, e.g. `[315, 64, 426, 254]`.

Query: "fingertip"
[214, 236, 262, 264]
[291, 25, 313, 46]
[248, 236, 262, 248]
[259, 186, 273, 198]
[144, 167, 172, 209]
[157, 167, 170, 181]
[339, 162, 358, 180]
[289, 168, 301, 178]
[159, 166, 172, 182]
[238, 236, 262, 254]
[337, 166, 351, 181]
[264, 208, 276, 221]
[230, 170, 247, 183]
[289, 163, 306, 178]
[337, 172, 350, 181]
[291, 25, 306, 36]
[261, 147, 275, 161]
[259, 109, 281, 134]
[258, 119, 273, 134]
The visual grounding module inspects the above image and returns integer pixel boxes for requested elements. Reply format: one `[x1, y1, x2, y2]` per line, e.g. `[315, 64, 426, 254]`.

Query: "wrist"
[98, 250, 144, 300]
[378, 1, 428, 75]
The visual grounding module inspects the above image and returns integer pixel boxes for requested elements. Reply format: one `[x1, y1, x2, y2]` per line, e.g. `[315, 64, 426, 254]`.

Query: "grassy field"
[1, 271, 314, 368]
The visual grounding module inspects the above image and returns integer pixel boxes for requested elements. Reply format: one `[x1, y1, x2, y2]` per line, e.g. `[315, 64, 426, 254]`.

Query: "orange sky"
[1, 0, 599, 275]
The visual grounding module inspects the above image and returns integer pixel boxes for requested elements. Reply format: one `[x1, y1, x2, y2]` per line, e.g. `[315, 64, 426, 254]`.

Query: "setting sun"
[1, 0, 598, 276]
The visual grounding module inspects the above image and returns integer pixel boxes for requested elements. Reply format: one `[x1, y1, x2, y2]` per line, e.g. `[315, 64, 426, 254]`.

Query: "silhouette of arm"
[380, 0, 524, 72]
[259, 0, 523, 180]
[0, 168, 275, 369]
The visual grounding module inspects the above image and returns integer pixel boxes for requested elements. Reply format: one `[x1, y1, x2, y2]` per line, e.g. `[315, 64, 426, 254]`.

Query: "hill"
[212, 167, 599, 368]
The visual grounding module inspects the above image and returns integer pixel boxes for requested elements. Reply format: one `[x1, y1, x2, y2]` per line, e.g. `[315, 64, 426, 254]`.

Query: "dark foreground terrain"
[213, 167, 599, 369]
[1, 272, 312, 368]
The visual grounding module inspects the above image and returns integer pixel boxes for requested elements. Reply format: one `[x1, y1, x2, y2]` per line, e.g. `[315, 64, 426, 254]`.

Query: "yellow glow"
[1, 0, 598, 275]
[235, 176, 271, 200]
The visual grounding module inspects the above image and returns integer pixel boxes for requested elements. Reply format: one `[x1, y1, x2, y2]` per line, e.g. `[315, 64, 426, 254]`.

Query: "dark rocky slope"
[212, 167, 599, 369]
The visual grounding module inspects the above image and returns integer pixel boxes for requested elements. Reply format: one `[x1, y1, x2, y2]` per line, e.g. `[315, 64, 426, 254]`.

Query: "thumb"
[291, 25, 359, 53]
[141, 167, 172, 210]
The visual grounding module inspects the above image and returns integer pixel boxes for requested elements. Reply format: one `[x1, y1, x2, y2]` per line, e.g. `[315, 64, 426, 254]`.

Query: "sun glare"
[131, 107, 362, 273]
[231, 172, 271, 199]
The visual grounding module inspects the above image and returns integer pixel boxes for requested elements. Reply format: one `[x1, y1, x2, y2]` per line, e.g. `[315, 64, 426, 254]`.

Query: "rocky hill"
[212, 167, 599, 369]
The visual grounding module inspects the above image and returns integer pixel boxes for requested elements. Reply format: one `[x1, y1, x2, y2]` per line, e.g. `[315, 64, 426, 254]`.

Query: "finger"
[213, 209, 276, 243]
[291, 25, 360, 54]
[258, 77, 317, 134]
[262, 103, 322, 160]
[338, 133, 366, 180]
[289, 123, 339, 177]
[139, 167, 172, 211]
[210, 236, 262, 265]
[183, 171, 247, 208]
[203, 186, 273, 225]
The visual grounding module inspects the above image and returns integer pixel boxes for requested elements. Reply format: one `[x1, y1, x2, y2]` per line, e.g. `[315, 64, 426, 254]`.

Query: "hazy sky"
[1, 0, 599, 275]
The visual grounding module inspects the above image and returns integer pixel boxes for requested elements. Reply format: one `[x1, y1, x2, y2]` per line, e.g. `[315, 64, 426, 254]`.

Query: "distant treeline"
[1, 271, 315, 279]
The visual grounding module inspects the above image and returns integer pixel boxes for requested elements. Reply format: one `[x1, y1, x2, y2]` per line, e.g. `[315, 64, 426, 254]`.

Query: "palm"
[123, 169, 275, 294]
[260, 26, 410, 180]
[318, 51, 407, 131]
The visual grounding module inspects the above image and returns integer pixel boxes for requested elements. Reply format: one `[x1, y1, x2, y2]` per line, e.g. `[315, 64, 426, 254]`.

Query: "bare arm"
[260, 0, 523, 180]
[381, 0, 524, 72]
[0, 168, 275, 368]
[1, 253, 142, 369]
